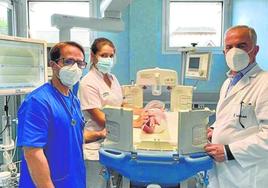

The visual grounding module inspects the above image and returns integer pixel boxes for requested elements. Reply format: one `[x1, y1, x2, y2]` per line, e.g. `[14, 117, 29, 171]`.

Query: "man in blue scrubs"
[17, 41, 87, 188]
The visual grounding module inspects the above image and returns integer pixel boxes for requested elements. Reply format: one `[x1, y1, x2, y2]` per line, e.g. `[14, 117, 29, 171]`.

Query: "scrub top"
[79, 68, 123, 160]
[17, 83, 86, 188]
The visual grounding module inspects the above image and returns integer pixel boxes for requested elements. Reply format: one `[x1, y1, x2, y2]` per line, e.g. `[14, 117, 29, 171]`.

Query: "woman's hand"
[133, 110, 149, 128]
[98, 128, 107, 138]
[84, 128, 107, 143]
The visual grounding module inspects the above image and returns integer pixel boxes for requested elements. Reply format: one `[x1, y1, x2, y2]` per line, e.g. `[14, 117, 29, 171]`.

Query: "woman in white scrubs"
[79, 38, 146, 188]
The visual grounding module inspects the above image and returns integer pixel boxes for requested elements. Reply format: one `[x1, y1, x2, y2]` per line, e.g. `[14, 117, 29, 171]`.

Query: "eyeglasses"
[57, 58, 87, 69]
[236, 101, 247, 128]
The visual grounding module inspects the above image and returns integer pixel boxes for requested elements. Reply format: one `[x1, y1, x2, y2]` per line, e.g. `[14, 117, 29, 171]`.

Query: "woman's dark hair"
[49, 41, 85, 62]
[90, 38, 116, 55]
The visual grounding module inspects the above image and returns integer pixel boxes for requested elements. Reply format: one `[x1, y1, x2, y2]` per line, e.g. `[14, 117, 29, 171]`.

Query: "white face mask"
[225, 47, 253, 72]
[59, 63, 82, 87]
[96, 57, 114, 74]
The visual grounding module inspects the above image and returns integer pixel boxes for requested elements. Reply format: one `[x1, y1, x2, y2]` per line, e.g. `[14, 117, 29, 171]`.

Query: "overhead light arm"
[51, 0, 132, 41]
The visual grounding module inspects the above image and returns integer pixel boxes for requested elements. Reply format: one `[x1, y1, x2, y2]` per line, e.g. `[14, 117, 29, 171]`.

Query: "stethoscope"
[50, 81, 85, 127]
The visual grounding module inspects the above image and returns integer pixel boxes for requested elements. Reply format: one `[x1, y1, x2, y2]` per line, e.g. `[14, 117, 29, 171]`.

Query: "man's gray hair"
[225, 25, 257, 45]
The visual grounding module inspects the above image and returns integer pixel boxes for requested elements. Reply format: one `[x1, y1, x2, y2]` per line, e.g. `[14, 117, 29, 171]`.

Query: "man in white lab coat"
[204, 25, 268, 188]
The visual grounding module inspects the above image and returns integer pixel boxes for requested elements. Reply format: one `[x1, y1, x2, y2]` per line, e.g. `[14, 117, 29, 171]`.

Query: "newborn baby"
[141, 100, 167, 134]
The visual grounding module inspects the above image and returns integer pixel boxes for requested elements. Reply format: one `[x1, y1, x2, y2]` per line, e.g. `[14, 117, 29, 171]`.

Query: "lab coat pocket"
[237, 103, 258, 129]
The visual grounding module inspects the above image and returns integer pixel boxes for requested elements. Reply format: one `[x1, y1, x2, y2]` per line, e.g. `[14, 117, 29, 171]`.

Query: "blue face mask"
[96, 57, 114, 74]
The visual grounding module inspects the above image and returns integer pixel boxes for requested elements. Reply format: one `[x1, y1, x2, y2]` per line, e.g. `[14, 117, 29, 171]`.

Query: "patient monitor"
[103, 68, 214, 154]
[185, 52, 211, 80]
[0, 35, 47, 95]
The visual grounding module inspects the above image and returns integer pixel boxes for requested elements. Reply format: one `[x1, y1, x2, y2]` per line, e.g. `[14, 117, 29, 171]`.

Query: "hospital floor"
[130, 178, 196, 188]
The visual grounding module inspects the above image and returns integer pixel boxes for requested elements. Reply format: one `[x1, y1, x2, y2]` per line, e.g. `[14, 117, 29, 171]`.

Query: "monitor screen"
[0, 35, 47, 95]
[189, 57, 200, 69]
[185, 52, 211, 80]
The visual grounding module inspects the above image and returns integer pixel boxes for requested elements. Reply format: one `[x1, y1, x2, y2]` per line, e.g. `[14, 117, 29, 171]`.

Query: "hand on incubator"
[204, 143, 225, 162]
[98, 128, 107, 138]
[84, 128, 107, 143]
